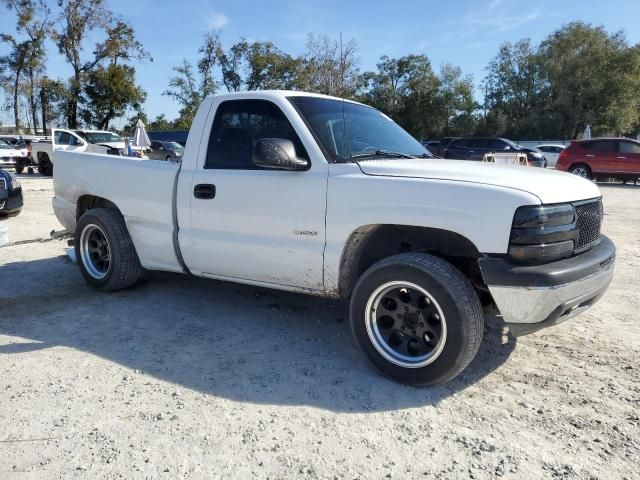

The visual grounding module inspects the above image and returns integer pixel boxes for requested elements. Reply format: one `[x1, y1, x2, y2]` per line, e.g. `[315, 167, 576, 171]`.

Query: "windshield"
[84, 132, 123, 144]
[163, 142, 184, 150]
[290, 97, 430, 161]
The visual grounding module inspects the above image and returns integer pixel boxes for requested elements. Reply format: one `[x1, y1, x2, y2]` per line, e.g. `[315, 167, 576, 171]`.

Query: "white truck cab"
[51, 91, 615, 385]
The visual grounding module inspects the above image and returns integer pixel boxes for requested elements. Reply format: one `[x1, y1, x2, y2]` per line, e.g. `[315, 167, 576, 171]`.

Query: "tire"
[569, 163, 592, 180]
[349, 253, 483, 386]
[15, 166, 24, 174]
[75, 208, 142, 292]
[166, 155, 172, 161]
[38, 154, 53, 177]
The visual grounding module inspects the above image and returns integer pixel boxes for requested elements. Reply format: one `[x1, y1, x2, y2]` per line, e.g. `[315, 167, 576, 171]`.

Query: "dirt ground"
[0, 174, 638, 480]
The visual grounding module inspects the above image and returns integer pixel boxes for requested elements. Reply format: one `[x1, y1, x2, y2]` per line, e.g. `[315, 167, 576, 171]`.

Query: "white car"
[51, 91, 615, 386]
[0, 139, 29, 173]
[536, 144, 566, 168]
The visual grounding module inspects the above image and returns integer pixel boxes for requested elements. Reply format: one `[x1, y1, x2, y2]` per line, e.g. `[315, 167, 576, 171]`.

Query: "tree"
[540, 22, 640, 138]
[359, 54, 440, 139]
[299, 33, 359, 97]
[1, 0, 51, 132]
[164, 60, 202, 128]
[81, 63, 145, 129]
[435, 64, 477, 136]
[484, 39, 543, 137]
[38, 76, 67, 133]
[53, 0, 112, 128]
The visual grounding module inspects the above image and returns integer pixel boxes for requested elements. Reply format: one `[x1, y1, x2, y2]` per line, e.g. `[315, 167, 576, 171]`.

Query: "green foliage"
[81, 64, 145, 129]
[484, 23, 640, 139]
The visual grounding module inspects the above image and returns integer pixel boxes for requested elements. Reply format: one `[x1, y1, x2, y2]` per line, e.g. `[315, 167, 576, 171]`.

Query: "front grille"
[0, 178, 5, 190]
[574, 199, 602, 252]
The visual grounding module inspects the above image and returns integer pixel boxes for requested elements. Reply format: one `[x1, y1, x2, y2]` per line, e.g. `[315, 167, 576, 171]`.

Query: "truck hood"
[356, 158, 601, 204]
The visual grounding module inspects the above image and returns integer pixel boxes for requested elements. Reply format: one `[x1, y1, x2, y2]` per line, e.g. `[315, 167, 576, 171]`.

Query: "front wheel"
[350, 253, 483, 386]
[75, 208, 142, 292]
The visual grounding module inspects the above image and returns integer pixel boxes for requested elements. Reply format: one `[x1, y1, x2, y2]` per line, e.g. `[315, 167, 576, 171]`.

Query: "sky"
[1, 0, 640, 125]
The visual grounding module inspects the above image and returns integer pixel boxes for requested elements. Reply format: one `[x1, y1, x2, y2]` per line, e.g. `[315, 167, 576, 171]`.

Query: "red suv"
[556, 138, 640, 181]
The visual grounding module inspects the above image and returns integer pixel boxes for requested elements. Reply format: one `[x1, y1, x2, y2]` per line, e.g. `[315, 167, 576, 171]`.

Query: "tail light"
[558, 148, 569, 163]
[27, 143, 32, 155]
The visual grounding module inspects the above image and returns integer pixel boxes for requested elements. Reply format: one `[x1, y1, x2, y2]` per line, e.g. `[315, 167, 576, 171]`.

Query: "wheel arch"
[337, 224, 483, 299]
[76, 194, 120, 221]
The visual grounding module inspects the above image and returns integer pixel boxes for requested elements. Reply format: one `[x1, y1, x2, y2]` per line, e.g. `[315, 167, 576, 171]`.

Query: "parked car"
[536, 144, 566, 168]
[0, 139, 31, 173]
[444, 137, 547, 167]
[556, 138, 640, 181]
[148, 140, 184, 161]
[52, 91, 614, 386]
[0, 168, 23, 216]
[148, 130, 189, 147]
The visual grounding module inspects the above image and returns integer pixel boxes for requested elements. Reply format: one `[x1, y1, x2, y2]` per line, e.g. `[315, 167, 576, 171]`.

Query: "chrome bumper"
[479, 236, 615, 336]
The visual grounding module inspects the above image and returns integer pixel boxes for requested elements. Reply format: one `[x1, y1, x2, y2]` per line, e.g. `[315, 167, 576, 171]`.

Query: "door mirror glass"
[253, 138, 309, 171]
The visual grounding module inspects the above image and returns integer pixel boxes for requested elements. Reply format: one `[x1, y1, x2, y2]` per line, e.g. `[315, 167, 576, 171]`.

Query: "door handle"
[617, 156, 626, 159]
[194, 184, 216, 199]
[586, 154, 595, 157]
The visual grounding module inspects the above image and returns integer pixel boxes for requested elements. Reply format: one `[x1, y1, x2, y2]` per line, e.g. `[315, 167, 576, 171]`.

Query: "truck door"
[181, 98, 328, 291]
[52, 129, 87, 152]
[617, 140, 640, 175]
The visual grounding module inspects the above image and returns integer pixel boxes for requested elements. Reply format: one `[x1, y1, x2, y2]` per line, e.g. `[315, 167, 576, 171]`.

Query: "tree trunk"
[40, 83, 48, 135]
[13, 70, 21, 132]
[28, 68, 39, 134]
[68, 69, 81, 128]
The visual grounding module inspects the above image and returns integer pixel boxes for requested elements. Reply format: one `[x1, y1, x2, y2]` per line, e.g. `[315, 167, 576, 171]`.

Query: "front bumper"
[479, 235, 615, 336]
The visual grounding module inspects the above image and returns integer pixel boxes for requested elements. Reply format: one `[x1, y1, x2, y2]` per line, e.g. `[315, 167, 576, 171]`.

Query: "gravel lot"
[0, 174, 638, 480]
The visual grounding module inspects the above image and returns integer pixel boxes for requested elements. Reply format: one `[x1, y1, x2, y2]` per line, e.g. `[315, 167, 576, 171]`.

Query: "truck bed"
[53, 151, 183, 273]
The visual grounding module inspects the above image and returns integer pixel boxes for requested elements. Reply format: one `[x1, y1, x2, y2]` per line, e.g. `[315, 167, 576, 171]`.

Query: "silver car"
[148, 141, 184, 162]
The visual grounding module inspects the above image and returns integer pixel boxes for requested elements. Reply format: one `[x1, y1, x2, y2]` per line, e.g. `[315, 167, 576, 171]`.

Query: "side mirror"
[253, 138, 309, 171]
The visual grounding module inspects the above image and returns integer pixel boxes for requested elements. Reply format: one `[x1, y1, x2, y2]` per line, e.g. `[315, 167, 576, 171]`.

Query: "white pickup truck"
[33, 129, 125, 176]
[52, 91, 615, 385]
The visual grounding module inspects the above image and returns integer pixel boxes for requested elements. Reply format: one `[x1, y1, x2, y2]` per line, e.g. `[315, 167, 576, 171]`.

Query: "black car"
[0, 168, 23, 216]
[443, 137, 547, 167]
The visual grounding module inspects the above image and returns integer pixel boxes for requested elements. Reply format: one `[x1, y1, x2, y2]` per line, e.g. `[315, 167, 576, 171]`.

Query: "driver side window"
[205, 100, 308, 170]
[55, 131, 82, 146]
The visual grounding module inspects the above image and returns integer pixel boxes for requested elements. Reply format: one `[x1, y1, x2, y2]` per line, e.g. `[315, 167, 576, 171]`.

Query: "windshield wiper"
[349, 150, 415, 159]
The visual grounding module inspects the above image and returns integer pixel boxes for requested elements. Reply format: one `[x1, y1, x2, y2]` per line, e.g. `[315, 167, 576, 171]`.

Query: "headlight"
[9, 174, 20, 189]
[509, 204, 577, 264]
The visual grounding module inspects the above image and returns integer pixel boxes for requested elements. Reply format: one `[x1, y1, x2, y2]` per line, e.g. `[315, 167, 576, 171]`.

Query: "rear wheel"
[350, 253, 483, 386]
[15, 166, 24, 174]
[75, 208, 142, 291]
[569, 163, 591, 180]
